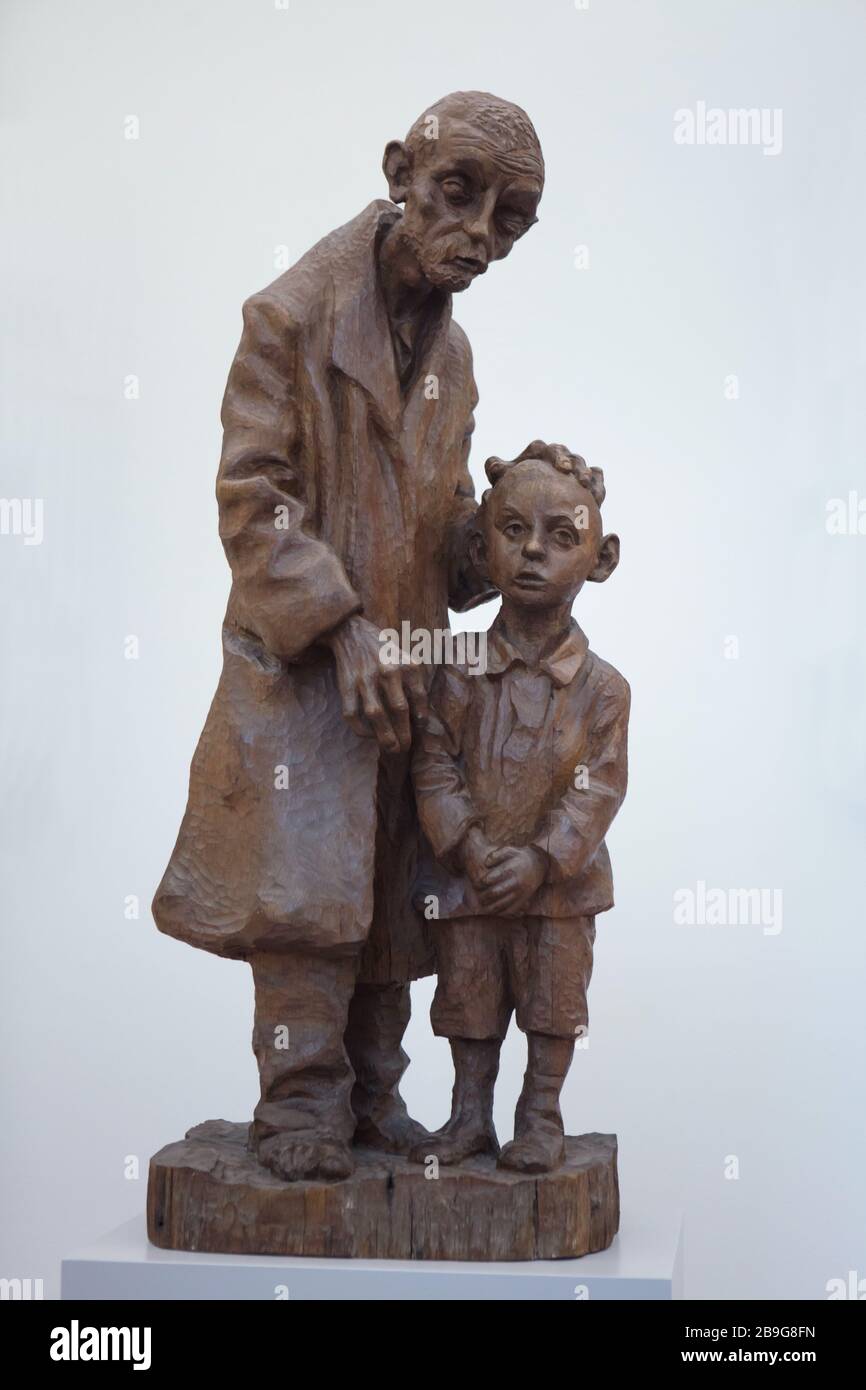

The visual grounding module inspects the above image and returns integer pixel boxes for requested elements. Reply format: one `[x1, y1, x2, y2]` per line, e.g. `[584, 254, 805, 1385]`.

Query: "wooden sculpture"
[148, 92, 628, 1261]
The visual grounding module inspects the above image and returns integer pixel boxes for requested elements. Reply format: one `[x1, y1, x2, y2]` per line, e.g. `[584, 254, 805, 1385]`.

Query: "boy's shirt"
[412, 617, 630, 919]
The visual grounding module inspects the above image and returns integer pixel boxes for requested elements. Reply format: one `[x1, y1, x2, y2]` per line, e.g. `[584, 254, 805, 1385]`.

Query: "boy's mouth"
[513, 570, 548, 590]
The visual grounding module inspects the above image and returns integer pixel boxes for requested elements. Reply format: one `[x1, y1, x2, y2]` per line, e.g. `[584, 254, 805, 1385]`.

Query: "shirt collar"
[484, 618, 589, 687]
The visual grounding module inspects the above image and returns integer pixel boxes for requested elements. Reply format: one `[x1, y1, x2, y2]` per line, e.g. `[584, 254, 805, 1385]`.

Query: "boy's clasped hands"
[461, 825, 548, 914]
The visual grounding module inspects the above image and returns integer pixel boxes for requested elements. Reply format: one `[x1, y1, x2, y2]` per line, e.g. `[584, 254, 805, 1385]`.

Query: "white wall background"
[2, 0, 864, 1300]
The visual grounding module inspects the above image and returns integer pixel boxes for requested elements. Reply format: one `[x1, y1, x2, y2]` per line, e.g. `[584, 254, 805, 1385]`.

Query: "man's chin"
[425, 262, 478, 293]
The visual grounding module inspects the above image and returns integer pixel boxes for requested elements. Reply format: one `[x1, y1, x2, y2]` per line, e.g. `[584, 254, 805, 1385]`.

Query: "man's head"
[383, 91, 544, 293]
[471, 442, 620, 610]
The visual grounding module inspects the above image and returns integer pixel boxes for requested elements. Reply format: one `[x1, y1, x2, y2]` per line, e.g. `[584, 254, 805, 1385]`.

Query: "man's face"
[484, 462, 603, 609]
[395, 121, 543, 293]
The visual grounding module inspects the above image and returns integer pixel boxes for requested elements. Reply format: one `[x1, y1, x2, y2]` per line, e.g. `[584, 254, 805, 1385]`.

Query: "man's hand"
[322, 614, 428, 754]
[476, 845, 547, 915]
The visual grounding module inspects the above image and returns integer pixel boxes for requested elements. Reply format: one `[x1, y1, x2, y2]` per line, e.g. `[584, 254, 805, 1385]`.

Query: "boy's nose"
[522, 533, 546, 559]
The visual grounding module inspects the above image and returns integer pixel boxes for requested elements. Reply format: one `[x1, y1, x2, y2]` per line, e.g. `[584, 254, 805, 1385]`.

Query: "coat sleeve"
[446, 348, 499, 613]
[216, 292, 362, 660]
[532, 672, 630, 882]
[412, 667, 480, 862]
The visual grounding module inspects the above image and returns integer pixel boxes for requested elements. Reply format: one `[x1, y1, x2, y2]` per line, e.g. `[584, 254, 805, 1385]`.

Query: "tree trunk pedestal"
[147, 1119, 619, 1261]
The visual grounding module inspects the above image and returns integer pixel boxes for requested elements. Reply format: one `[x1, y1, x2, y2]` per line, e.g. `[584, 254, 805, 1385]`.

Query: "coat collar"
[330, 201, 453, 436]
[485, 617, 590, 688]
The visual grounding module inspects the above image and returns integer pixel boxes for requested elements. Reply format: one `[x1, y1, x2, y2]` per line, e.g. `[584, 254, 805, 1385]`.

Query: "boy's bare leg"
[409, 1038, 501, 1164]
[498, 1033, 574, 1173]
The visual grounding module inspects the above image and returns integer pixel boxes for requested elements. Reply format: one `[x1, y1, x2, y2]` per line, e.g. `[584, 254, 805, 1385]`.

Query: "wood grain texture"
[147, 1119, 619, 1261]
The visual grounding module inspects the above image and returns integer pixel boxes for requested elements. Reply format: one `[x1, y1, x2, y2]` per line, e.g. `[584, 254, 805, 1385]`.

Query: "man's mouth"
[451, 256, 486, 277]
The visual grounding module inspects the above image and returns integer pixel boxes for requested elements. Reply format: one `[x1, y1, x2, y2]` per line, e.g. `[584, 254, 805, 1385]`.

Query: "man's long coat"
[153, 200, 492, 979]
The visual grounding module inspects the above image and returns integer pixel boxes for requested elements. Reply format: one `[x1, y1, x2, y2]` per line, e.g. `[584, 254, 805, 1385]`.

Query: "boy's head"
[470, 441, 620, 609]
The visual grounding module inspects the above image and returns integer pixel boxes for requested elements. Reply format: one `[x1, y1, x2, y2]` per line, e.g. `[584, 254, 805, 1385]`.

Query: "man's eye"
[497, 210, 528, 238]
[441, 178, 471, 205]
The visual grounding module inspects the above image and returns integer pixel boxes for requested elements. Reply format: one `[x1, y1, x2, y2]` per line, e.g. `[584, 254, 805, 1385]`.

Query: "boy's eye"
[503, 522, 524, 539]
[554, 528, 577, 546]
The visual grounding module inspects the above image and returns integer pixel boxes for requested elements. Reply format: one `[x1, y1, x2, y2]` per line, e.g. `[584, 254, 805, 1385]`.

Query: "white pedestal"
[62, 1211, 683, 1300]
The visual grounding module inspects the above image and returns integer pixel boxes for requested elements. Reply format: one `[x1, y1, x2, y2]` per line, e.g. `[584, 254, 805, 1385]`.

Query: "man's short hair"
[405, 90, 544, 178]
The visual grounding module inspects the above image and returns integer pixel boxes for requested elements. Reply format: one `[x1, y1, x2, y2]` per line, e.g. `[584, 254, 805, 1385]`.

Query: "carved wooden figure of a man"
[153, 92, 545, 1182]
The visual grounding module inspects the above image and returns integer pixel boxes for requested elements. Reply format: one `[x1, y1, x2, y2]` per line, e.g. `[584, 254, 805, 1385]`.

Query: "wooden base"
[147, 1119, 619, 1261]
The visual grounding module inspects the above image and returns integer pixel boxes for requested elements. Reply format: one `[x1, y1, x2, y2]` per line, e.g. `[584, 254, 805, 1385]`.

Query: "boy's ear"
[383, 140, 414, 203]
[469, 530, 490, 581]
[588, 533, 620, 583]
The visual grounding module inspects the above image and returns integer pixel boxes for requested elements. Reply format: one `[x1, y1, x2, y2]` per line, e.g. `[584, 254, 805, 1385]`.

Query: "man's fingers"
[380, 669, 411, 752]
[402, 665, 430, 726]
[338, 679, 371, 740]
[360, 678, 400, 753]
[484, 847, 513, 867]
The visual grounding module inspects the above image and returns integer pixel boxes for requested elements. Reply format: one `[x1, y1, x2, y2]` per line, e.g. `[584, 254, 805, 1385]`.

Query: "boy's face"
[482, 461, 616, 609]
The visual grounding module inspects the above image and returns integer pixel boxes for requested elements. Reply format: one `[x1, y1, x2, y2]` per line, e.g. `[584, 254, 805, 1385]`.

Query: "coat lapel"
[330, 201, 404, 438]
[400, 303, 453, 459]
[330, 201, 454, 450]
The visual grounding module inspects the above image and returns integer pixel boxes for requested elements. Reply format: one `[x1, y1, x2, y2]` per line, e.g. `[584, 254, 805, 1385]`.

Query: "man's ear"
[469, 530, 490, 581]
[382, 140, 414, 203]
[588, 533, 620, 583]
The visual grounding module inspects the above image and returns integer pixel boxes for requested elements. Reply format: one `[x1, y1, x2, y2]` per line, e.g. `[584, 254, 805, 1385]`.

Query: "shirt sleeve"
[411, 667, 480, 861]
[216, 292, 362, 661]
[532, 671, 631, 882]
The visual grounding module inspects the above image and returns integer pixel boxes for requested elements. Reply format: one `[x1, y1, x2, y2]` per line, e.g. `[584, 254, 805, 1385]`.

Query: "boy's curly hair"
[482, 440, 606, 507]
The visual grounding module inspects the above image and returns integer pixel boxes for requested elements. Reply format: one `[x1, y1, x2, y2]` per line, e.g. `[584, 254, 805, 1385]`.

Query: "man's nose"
[462, 195, 497, 259]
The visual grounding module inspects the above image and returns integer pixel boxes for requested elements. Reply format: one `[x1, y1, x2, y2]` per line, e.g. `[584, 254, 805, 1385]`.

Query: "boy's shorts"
[430, 915, 596, 1041]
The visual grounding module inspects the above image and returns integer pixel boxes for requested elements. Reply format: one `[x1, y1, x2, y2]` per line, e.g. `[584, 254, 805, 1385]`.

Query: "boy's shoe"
[497, 1123, 565, 1174]
[353, 1094, 431, 1154]
[408, 1117, 500, 1166]
[498, 1033, 573, 1172]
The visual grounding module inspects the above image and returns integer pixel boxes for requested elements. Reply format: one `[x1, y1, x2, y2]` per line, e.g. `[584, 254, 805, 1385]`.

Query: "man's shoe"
[254, 1131, 354, 1182]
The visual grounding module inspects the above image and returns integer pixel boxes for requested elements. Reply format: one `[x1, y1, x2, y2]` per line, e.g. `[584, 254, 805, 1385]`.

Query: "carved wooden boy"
[411, 442, 630, 1174]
